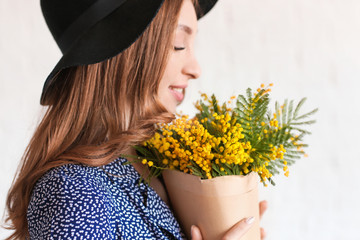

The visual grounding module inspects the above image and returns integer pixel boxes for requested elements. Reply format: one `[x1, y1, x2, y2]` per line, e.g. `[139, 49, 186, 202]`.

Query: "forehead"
[177, 0, 198, 33]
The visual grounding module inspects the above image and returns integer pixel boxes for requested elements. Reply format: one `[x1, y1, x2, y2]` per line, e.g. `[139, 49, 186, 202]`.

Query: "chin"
[167, 106, 177, 114]
[164, 103, 177, 114]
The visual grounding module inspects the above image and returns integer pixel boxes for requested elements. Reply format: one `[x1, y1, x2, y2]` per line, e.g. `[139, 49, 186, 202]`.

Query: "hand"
[259, 200, 267, 239]
[191, 200, 268, 240]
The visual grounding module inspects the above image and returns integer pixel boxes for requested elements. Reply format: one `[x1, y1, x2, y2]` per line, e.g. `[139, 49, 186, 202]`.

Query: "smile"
[169, 86, 186, 102]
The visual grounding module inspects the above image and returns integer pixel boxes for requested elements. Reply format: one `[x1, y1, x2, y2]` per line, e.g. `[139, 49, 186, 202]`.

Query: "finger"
[260, 227, 267, 240]
[191, 225, 203, 240]
[259, 200, 268, 220]
[221, 217, 254, 240]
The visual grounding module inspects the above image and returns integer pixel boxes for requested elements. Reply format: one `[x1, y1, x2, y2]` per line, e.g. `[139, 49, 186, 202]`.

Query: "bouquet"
[132, 84, 317, 239]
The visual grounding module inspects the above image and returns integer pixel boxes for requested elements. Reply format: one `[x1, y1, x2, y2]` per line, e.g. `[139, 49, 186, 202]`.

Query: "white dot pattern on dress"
[27, 158, 185, 239]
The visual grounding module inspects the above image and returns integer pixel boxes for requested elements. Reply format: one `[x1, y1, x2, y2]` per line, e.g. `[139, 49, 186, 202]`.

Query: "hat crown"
[41, 0, 97, 45]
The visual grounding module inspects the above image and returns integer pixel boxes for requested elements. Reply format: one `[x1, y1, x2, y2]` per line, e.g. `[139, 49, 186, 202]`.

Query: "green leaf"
[293, 98, 307, 118]
[246, 88, 253, 101]
[133, 145, 154, 158]
[291, 120, 317, 125]
[294, 108, 319, 121]
[287, 100, 294, 124]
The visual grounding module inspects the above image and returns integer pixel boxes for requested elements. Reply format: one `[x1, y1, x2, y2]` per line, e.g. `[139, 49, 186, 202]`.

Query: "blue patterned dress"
[27, 158, 184, 239]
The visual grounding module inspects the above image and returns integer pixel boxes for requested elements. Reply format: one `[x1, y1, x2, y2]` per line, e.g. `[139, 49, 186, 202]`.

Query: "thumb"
[222, 217, 255, 240]
[191, 225, 203, 240]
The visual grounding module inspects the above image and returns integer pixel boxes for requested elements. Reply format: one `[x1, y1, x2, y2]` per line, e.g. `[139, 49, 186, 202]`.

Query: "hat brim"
[197, 0, 218, 19]
[41, 0, 218, 105]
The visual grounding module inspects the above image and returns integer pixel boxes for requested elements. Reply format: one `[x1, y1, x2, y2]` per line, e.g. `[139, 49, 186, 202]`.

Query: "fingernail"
[246, 216, 255, 225]
[191, 225, 194, 238]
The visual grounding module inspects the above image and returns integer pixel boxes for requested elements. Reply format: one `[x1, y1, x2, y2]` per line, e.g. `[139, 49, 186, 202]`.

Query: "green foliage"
[134, 85, 318, 186]
[194, 85, 318, 185]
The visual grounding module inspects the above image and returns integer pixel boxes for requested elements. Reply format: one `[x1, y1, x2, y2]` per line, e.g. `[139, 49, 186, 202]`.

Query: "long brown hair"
[4, 0, 192, 238]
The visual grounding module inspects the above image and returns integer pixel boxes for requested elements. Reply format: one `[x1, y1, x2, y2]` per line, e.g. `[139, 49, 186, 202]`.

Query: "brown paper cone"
[163, 170, 260, 240]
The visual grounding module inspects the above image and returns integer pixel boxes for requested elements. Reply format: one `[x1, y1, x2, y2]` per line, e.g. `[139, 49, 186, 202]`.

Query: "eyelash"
[174, 46, 185, 51]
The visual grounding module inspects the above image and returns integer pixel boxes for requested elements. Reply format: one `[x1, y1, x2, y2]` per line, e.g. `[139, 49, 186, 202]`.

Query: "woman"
[5, 0, 266, 239]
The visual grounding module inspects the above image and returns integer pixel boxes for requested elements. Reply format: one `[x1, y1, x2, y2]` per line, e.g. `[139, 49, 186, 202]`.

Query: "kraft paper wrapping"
[163, 170, 260, 240]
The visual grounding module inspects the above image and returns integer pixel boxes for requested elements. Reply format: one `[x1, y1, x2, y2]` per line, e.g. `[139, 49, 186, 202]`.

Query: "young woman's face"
[158, 0, 201, 113]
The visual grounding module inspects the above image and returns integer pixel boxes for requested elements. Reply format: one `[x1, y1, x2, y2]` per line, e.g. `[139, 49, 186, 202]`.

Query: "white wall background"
[1, 0, 360, 239]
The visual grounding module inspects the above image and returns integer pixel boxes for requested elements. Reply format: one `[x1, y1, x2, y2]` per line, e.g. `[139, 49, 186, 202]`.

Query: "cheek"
[158, 57, 179, 95]
[163, 53, 182, 80]
[157, 75, 171, 107]
[157, 53, 182, 112]
[158, 73, 172, 99]
[157, 78, 177, 113]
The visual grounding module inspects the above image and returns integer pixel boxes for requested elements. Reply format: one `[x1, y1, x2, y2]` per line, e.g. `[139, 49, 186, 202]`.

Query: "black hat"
[40, 0, 218, 105]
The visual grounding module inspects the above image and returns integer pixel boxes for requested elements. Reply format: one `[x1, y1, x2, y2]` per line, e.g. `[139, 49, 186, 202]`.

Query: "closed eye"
[174, 46, 185, 51]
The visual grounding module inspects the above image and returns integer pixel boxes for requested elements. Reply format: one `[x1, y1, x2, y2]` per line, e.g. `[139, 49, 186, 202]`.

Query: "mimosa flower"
[134, 84, 317, 186]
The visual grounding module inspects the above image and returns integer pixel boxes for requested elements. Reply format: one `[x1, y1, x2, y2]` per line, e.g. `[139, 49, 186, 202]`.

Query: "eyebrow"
[178, 24, 194, 35]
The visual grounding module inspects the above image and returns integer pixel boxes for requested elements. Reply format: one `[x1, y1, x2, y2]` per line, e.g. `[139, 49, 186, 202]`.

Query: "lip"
[169, 84, 187, 102]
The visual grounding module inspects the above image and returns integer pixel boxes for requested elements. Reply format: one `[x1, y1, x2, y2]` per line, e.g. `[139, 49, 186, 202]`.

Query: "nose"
[182, 54, 202, 79]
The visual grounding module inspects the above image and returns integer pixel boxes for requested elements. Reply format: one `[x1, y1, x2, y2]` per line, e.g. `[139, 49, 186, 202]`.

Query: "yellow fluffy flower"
[138, 83, 314, 186]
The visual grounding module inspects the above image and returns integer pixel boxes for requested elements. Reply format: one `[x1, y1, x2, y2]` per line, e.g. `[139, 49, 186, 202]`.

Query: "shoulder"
[30, 164, 110, 205]
[27, 164, 116, 239]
